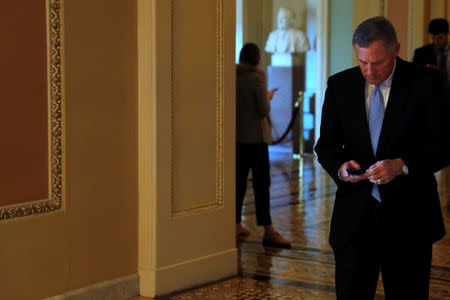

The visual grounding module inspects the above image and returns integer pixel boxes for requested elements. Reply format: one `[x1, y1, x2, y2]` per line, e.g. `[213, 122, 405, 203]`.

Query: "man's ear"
[394, 43, 400, 57]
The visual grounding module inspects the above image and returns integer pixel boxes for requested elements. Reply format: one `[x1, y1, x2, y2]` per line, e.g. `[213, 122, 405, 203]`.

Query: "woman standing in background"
[235, 43, 291, 248]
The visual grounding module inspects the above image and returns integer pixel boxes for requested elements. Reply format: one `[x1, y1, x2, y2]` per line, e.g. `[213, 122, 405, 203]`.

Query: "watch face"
[402, 164, 408, 175]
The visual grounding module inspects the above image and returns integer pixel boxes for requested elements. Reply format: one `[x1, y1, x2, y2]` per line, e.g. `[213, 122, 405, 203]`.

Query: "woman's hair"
[239, 43, 261, 66]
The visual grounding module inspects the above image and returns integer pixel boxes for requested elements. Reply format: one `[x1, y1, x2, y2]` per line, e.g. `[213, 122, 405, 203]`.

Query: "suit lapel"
[376, 58, 409, 157]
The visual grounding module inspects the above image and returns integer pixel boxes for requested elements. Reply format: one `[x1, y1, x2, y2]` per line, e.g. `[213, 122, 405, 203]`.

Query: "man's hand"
[339, 160, 368, 183]
[267, 91, 274, 101]
[366, 158, 403, 185]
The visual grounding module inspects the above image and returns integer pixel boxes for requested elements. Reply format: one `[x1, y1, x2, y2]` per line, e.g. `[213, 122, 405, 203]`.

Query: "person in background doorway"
[315, 17, 447, 299]
[236, 43, 291, 248]
[413, 18, 449, 88]
[413, 18, 450, 167]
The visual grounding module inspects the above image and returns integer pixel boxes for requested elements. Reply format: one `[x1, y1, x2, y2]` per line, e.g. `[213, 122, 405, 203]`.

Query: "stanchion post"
[297, 91, 304, 202]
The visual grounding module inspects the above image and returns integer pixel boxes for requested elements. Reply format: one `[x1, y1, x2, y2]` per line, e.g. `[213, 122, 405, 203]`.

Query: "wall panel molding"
[44, 274, 138, 300]
[170, 0, 225, 217]
[0, 0, 64, 221]
[139, 1, 237, 296]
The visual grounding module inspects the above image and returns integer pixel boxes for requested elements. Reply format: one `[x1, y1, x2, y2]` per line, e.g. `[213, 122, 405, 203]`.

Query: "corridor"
[134, 144, 450, 299]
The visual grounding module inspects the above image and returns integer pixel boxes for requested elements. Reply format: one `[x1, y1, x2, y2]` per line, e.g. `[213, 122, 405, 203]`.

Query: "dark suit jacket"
[412, 44, 438, 66]
[314, 58, 446, 250]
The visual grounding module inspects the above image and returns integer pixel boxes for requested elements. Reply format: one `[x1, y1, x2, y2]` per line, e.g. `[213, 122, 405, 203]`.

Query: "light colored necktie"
[368, 84, 385, 202]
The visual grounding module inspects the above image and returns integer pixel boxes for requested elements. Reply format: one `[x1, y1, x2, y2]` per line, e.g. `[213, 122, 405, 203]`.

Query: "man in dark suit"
[412, 18, 449, 88]
[315, 17, 447, 300]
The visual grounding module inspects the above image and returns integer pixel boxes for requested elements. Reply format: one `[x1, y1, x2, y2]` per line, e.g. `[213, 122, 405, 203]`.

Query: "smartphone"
[346, 168, 365, 175]
[270, 88, 278, 93]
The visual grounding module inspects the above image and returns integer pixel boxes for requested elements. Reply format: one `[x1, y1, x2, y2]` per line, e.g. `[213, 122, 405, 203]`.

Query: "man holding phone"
[315, 17, 447, 299]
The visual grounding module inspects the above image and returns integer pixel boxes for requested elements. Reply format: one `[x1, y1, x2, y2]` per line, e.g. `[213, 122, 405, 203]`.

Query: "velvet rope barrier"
[271, 92, 303, 146]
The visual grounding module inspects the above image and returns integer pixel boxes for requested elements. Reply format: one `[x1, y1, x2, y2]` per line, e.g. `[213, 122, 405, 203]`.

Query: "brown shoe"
[262, 231, 291, 248]
[236, 224, 250, 237]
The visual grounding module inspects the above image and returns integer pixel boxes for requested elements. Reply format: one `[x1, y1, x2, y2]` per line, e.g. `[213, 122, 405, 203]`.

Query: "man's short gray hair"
[352, 16, 398, 50]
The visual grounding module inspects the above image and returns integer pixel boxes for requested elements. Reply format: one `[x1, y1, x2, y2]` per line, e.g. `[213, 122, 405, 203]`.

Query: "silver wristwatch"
[401, 160, 409, 175]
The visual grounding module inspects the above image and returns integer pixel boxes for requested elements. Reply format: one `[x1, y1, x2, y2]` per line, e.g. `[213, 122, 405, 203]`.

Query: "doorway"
[236, 0, 328, 157]
[234, 2, 337, 297]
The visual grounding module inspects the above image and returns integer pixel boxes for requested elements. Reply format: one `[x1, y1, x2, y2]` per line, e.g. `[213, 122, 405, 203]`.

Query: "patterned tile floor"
[133, 143, 450, 300]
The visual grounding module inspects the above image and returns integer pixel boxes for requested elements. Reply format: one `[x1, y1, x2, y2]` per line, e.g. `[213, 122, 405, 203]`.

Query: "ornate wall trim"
[0, 0, 64, 221]
[171, 0, 224, 217]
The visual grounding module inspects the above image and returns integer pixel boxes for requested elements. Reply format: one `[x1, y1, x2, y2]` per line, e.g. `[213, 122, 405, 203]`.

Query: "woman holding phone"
[235, 43, 291, 248]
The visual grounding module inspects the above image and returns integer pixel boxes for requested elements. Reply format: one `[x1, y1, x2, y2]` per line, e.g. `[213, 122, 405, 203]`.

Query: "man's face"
[277, 10, 294, 30]
[355, 40, 399, 85]
[431, 33, 448, 48]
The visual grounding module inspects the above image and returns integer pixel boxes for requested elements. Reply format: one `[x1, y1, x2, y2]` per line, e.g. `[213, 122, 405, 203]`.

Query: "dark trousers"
[236, 143, 272, 226]
[334, 198, 432, 300]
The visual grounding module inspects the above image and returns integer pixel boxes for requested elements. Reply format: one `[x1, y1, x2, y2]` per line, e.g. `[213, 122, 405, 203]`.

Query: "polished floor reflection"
[133, 144, 450, 300]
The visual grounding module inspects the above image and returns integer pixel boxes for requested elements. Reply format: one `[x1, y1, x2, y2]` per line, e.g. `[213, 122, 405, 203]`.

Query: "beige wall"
[351, 0, 437, 63]
[409, 0, 426, 60]
[386, 0, 410, 59]
[448, 1, 450, 20]
[353, 0, 383, 32]
[242, 1, 272, 70]
[0, 0, 138, 299]
[430, 0, 448, 19]
[243, 0, 264, 45]
[352, 0, 383, 65]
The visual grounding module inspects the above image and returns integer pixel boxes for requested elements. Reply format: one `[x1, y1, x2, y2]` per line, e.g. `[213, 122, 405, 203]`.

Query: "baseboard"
[139, 248, 238, 297]
[44, 273, 139, 300]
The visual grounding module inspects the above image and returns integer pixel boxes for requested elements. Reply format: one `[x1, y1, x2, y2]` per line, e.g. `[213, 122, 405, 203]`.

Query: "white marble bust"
[265, 8, 310, 54]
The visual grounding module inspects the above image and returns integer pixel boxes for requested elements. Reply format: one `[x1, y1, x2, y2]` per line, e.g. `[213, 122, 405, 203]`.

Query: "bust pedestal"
[268, 53, 307, 154]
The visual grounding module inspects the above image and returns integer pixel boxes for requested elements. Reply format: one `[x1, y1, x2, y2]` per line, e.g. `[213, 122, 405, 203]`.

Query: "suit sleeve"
[441, 88, 450, 167]
[412, 49, 421, 64]
[412, 46, 435, 66]
[314, 77, 348, 186]
[402, 70, 449, 174]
